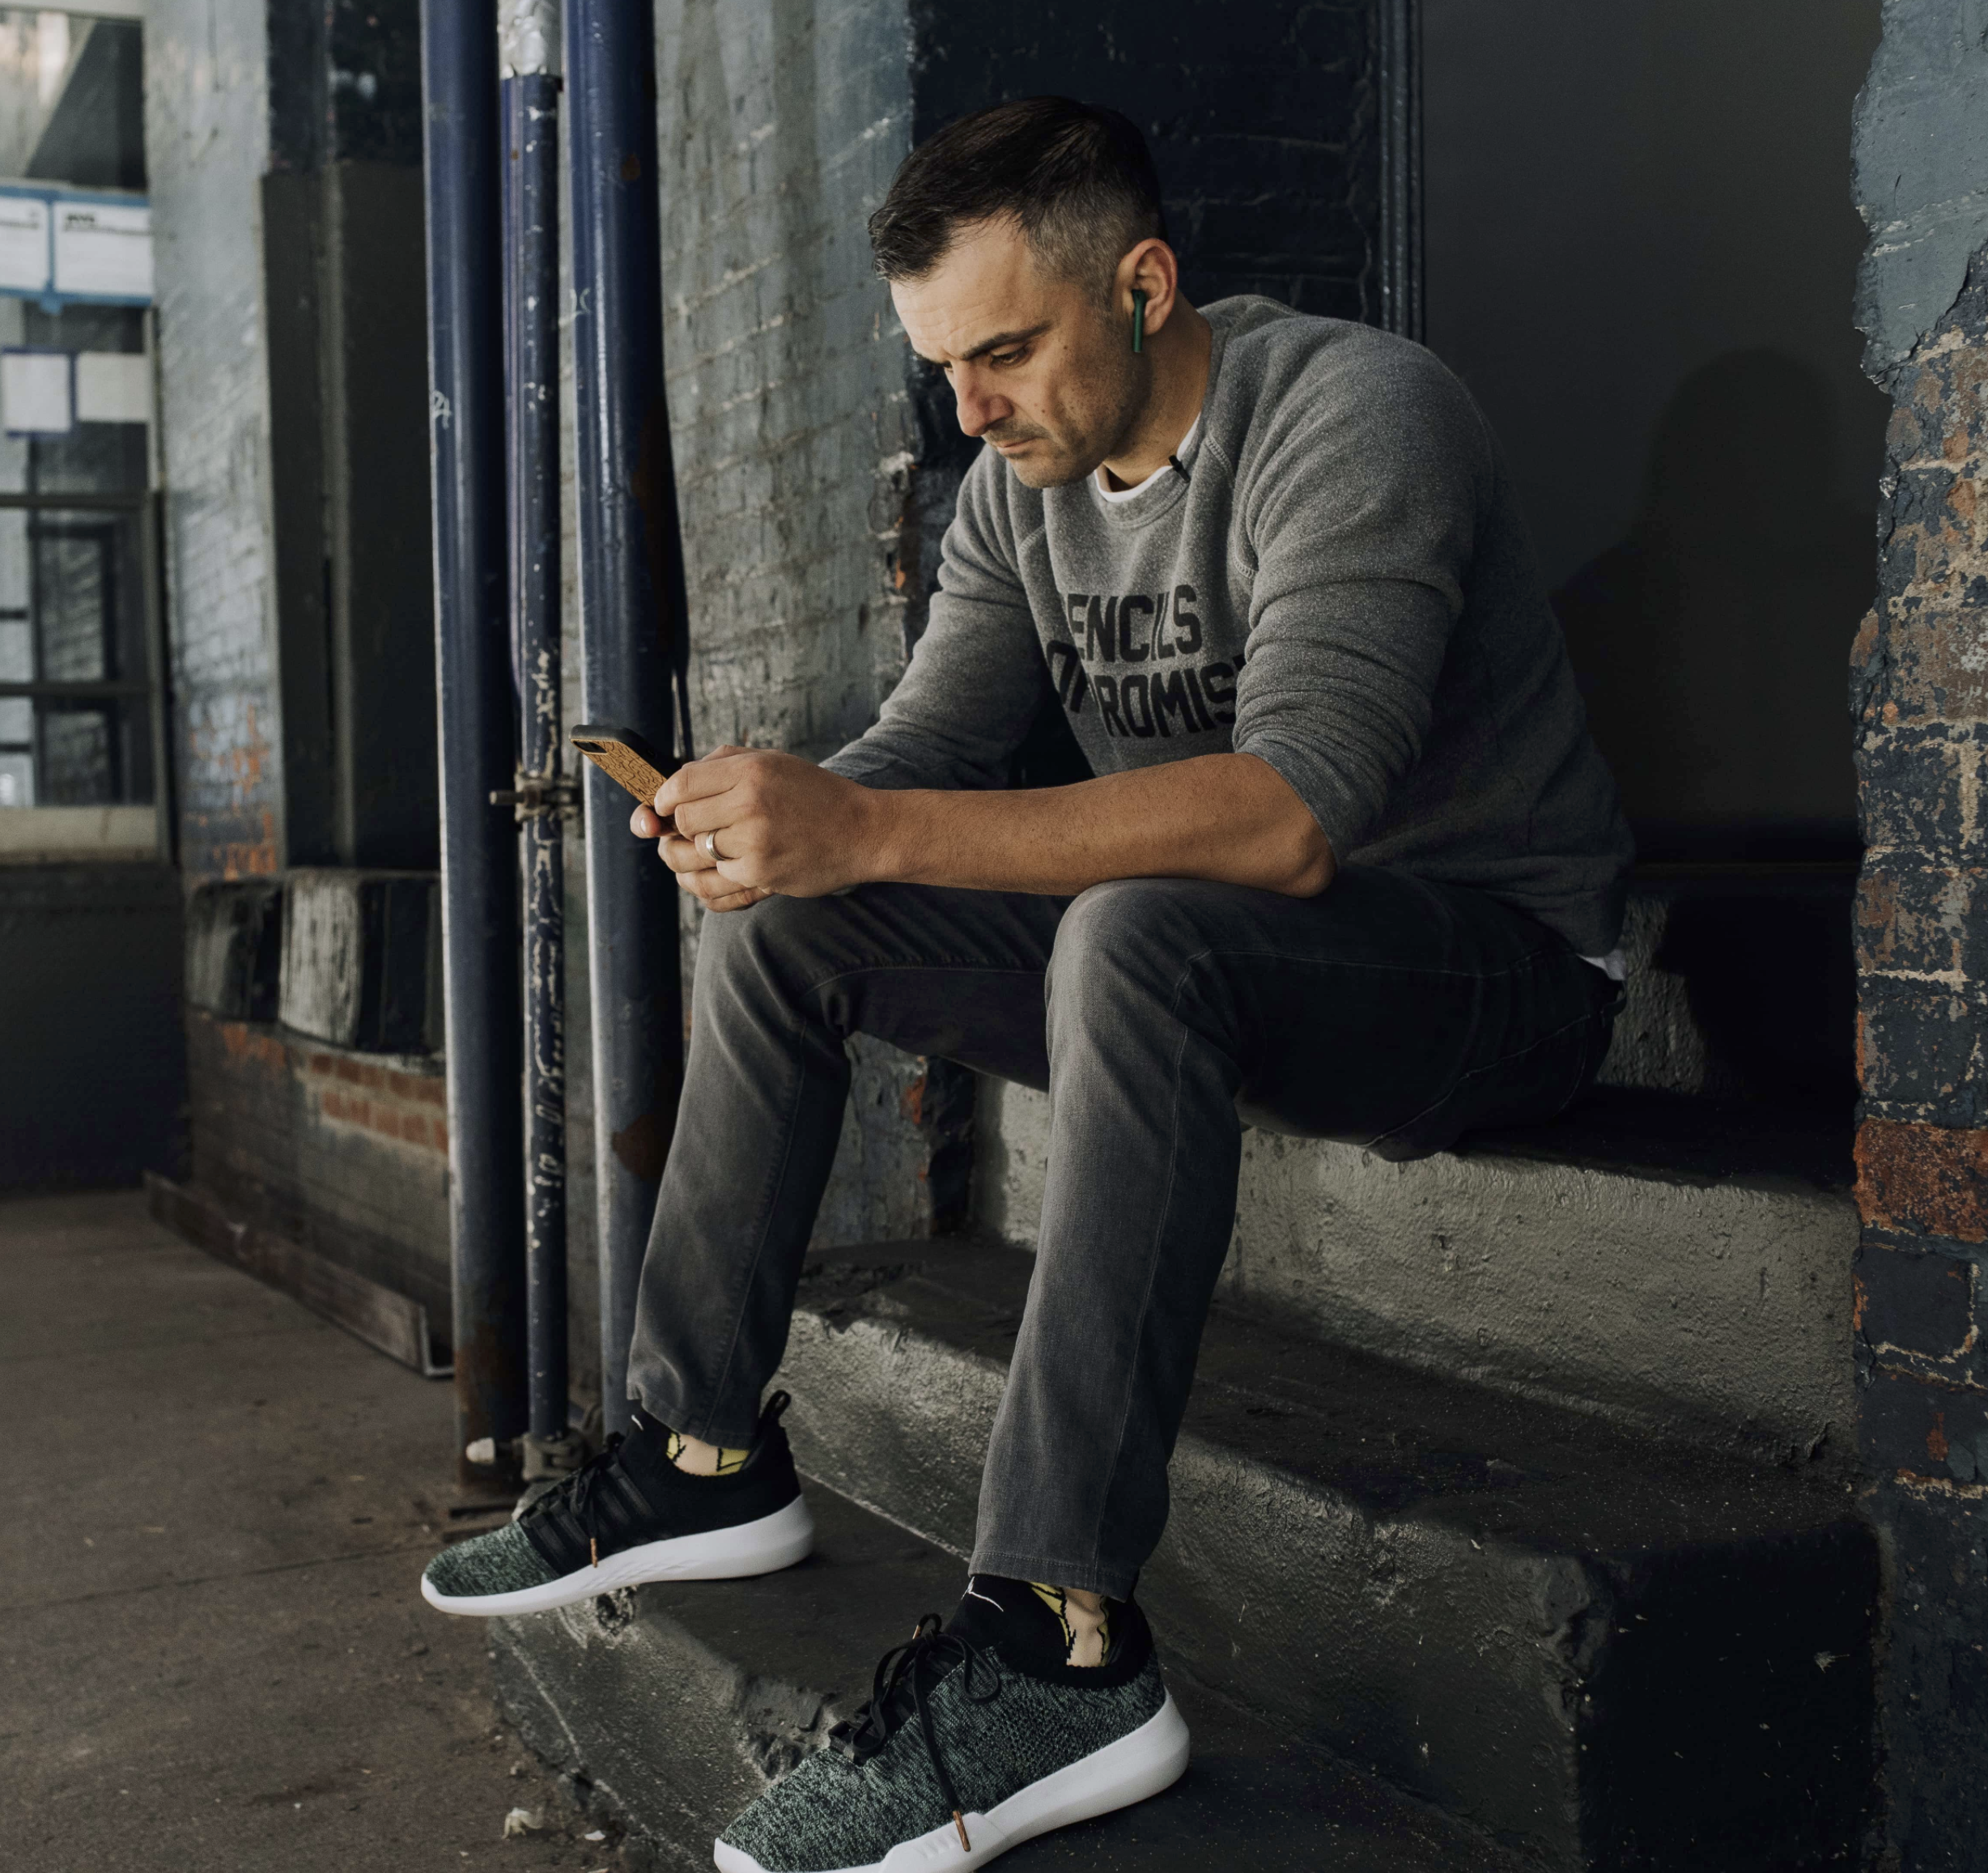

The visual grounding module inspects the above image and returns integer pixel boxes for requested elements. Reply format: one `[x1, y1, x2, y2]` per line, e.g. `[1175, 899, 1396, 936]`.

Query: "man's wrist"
[848, 782, 911, 888]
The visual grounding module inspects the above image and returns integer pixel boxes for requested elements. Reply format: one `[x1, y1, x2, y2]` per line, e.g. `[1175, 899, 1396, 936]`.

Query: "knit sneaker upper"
[422, 1518, 556, 1600]
[421, 1394, 800, 1603]
[717, 1579, 1166, 1873]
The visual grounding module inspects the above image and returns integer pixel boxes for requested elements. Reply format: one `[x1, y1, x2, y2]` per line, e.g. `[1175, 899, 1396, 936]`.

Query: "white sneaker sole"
[421, 1494, 815, 1617]
[711, 1690, 1191, 1873]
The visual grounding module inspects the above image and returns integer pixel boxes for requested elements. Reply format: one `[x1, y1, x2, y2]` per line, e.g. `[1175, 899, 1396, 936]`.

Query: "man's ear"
[1119, 239, 1183, 338]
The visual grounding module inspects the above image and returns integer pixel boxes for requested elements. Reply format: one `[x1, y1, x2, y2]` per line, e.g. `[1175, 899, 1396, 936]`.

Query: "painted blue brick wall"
[1850, 2, 1988, 1860]
[654, 0, 920, 762]
[652, 1, 970, 1246]
[908, 0, 1380, 321]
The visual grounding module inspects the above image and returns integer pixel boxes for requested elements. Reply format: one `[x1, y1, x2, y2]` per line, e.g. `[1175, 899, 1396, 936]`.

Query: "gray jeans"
[626, 865, 1617, 1597]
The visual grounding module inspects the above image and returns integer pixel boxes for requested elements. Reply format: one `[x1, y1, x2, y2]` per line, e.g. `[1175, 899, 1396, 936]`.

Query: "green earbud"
[1131, 288, 1147, 354]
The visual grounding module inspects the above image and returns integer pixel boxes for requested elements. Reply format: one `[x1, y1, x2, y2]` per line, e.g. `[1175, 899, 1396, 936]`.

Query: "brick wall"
[653, 0, 919, 762]
[186, 1009, 452, 1328]
[1851, 6, 1988, 1854]
[651, 0, 970, 1243]
[908, 0, 1382, 322]
[1851, 253, 1988, 1865]
[146, 0, 284, 883]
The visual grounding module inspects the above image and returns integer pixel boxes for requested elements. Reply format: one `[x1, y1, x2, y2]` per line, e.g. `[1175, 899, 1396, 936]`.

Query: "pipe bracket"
[491, 774, 583, 823]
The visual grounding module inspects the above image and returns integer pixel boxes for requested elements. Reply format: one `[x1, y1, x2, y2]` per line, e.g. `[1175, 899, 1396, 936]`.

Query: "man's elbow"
[1272, 829, 1336, 898]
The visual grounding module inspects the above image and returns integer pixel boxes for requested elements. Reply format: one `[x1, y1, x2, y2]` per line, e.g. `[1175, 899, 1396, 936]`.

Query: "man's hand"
[628, 746, 878, 913]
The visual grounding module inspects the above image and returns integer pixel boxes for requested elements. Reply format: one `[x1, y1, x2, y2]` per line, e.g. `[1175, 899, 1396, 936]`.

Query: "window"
[0, 3, 161, 858]
[0, 488, 159, 813]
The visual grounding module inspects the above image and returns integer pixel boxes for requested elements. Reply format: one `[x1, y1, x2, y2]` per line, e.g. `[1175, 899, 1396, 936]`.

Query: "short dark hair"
[869, 96, 1166, 294]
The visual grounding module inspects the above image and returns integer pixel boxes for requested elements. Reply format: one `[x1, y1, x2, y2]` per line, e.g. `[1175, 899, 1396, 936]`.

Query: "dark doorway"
[1421, 0, 1888, 863]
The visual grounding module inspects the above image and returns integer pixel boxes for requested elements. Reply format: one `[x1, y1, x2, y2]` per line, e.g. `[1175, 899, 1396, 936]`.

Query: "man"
[422, 96, 1631, 1872]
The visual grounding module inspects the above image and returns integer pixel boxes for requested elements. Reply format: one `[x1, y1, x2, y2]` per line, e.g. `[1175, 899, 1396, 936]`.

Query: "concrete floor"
[2, 1190, 618, 1872]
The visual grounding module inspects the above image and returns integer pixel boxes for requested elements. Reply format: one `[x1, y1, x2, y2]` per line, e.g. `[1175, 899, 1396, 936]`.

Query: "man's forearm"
[858, 752, 1336, 898]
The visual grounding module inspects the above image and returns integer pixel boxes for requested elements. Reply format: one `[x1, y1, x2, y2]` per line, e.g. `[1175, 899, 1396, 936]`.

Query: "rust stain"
[1855, 1119, 1988, 1240]
[219, 837, 281, 881]
[899, 1069, 928, 1127]
[1851, 1270, 1867, 1335]
[234, 704, 270, 792]
[1857, 869, 1898, 968]
[612, 1110, 669, 1183]
[1927, 1412, 1950, 1463]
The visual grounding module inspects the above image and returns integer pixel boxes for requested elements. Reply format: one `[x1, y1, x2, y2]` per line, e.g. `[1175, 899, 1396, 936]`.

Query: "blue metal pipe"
[501, 31, 568, 1449]
[563, 0, 690, 1437]
[419, 0, 529, 1480]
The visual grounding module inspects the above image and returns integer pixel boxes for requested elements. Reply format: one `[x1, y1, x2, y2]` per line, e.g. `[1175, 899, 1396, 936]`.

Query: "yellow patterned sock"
[665, 1428, 750, 1476]
[1029, 1582, 1111, 1667]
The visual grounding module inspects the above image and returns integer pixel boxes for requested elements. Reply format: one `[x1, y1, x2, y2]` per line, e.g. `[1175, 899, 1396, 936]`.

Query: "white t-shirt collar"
[1095, 413, 1204, 504]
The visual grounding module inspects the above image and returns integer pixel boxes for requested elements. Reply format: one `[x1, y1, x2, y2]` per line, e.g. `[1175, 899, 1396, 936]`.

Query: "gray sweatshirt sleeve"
[821, 448, 1047, 792]
[1230, 342, 1489, 858]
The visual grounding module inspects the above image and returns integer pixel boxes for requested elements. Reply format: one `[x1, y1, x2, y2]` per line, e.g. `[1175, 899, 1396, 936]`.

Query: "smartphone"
[569, 724, 678, 815]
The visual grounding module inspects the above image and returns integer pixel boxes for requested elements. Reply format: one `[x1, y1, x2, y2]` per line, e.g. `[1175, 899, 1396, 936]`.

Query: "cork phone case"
[569, 724, 676, 806]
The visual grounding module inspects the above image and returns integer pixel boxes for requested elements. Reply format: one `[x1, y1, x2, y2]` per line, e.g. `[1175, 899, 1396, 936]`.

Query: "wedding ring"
[698, 830, 720, 860]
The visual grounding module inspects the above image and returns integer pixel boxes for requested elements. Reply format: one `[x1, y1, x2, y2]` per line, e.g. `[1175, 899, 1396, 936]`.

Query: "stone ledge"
[977, 1079, 1858, 1458]
[771, 1240, 1876, 1868]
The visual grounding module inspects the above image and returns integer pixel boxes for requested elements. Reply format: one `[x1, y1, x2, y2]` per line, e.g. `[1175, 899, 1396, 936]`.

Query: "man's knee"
[690, 891, 852, 1009]
[1047, 878, 1221, 1014]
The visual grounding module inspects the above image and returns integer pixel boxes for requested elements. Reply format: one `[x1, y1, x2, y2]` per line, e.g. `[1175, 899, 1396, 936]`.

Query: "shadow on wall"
[1553, 348, 1871, 860]
[1636, 877, 1860, 1111]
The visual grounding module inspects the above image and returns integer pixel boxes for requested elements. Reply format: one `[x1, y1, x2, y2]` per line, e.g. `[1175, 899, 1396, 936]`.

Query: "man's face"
[890, 218, 1144, 489]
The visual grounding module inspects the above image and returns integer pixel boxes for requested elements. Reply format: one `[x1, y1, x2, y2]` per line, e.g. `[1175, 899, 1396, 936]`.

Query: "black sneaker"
[713, 1574, 1189, 1872]
[420, 1393, 813, 1617]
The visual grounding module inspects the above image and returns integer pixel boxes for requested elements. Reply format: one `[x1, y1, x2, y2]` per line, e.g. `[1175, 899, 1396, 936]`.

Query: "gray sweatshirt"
[826, 296, 1633, 953]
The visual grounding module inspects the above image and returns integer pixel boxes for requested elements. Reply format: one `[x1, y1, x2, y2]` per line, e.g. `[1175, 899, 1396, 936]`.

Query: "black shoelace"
[830, 1616, 1003, 1853]
[523, 1433, 631, 1568]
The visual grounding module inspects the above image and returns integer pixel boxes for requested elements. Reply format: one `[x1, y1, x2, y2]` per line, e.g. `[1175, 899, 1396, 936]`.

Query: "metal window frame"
[0, 486, 171, 854]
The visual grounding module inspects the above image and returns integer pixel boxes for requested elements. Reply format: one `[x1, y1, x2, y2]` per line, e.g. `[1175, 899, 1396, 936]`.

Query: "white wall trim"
[0, 804, 158, 860]
[34, 3, 147, 20]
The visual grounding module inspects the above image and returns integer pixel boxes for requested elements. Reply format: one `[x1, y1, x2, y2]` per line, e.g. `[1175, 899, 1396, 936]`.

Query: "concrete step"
[491, 1485, 1509, 1873]
[975, 1081, 1858, 1463]
[772, 1238, 1876, 1871]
